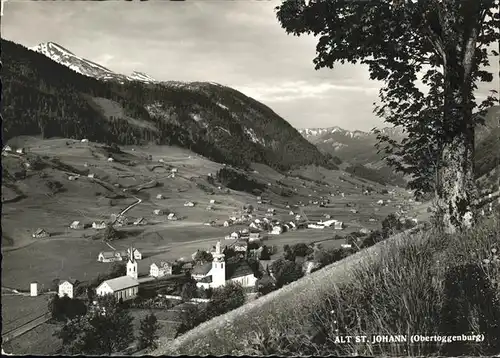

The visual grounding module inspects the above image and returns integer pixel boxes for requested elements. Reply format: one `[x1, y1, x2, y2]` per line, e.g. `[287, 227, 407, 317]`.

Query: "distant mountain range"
[3, 40, 335, 171]
[298, 106, 500, 187]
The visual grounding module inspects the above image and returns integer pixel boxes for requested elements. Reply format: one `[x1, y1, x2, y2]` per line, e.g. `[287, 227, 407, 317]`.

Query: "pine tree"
[138, 312, 160, 350]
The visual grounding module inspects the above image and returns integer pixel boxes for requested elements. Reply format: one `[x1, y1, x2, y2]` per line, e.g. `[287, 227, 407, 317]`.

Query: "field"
[1, 136, 420, 348]
[1, 295, 51, 333]
[2, 322, 62, 355]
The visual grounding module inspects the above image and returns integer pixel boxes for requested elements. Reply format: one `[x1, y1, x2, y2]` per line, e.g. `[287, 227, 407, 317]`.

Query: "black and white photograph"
[1, 0, 500, 356]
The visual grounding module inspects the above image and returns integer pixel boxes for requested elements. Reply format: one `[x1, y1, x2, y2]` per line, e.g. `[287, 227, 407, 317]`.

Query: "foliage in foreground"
[138, 312, 160, 351]
[239, 218, 500, 357]
[54, 295, 134, 355]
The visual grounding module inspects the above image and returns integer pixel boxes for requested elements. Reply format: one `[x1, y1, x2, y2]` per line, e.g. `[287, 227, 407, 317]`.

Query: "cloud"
[2, 0, 498, 131]
[236, 81, 381, 102]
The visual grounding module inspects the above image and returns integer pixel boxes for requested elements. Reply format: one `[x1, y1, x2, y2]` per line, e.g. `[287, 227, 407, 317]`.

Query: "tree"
[193, 250, 213, 264]
[180, 281, 197, 301]
[138, 312, 160, 350]
[208, 282, 246, 316]
[109, 262, 126, 278]
[55, 295, 134, 355]
[276, 0, 500, 234]
[270, 258, 304, 288]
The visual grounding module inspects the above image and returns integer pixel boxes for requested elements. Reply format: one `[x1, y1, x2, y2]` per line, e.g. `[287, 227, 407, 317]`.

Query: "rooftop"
[99, 276, 139, 291]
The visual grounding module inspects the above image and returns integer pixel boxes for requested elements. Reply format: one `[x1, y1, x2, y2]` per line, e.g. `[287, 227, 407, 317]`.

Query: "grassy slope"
[151, 217, 500, 356]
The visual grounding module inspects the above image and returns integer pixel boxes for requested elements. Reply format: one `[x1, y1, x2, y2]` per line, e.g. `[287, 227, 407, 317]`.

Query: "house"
[360, 228, 371, 235]
[16, 148, 25, 154]
[191, 262, 213, 281]
[308, 224, 325, 229]
[194, 242, 258, 289]
[119, 247, 142, 261]
[153, 209, 163, 216]
[295, 215, 302, 221]
[69, 221, 84, 230]
[59, 279, 78, 299]
[249, 222, 259, 230]
[68, 176, 78, 181]
[324, 214, 331, 219]
[334, 221, 344, 230]
[149, 262, 172, 277]
[156, 194, 164, 200]
[288, 221, 297, 230]
[341, 244, 352, 249]
[204, 220, 216, 226]
[171, 168, 178, 173]
[210, 199, 216, 204]
[30, 282, 39, 297]
[88, 173, 96, 179]
[134, 217, 147, 226]
[3, 145, 12, 152]
[98, 251, 122, 263]
[184, 201, 195, 207]
[267, 208, 276, 214]
[167, 213, 177, 220]
[350, 209, 358, 214]
[270, 226, 283, 235]
[230, 232, 240, 240]
[107, 157, 114, 162]
[233, 241, 248, 252]
[92, 221, 107, 230]
[289, 211, 295, 216]
[223, 220, 231, 227]
[81, 139, 89, 143]
[96, 276, 139, 301]
[32, 228, 49, 238]
[206, 206, 213, 211]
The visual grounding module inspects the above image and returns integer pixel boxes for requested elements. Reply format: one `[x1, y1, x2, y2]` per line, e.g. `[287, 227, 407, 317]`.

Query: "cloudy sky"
[3, 0, 499, 130]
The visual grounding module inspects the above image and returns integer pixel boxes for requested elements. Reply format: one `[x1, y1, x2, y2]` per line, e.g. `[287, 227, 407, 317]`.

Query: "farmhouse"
[98, 251, 122, 262]
[206, 205, 214, 211]
[16, 148, 25, 154]
[233, 241, 248, 252]
[81, 138, 89, 143]
[149, 262, 172, 278]
[69, 221, 84, 230]
[87, 173, 96, 179]
[107, 157, 114, 162]
[156, 194, 165, 200]
[210, 199, 216, 204]
[194, 241, 257, 289]
[377, 199, 385, 205]
[223, 220, 231, 227]
[153, 209, 164, 216]
[289, 211, 294, 216]
[92, 221, 107, 230]
[334, 221, 344, 230]
[32, 228, 50, 238]
[184, 201, 195, 207]
[167, 213, 178, 220]
[3, 145, 12, 152]
[96, 276, 139, 301]
[270, 226, 283, 235]
[59, 279, 79, 299]
[68, 176, 78, 181]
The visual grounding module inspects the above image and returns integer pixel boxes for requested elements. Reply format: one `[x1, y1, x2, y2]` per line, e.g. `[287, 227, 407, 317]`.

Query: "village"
[5, 138, 498, 355]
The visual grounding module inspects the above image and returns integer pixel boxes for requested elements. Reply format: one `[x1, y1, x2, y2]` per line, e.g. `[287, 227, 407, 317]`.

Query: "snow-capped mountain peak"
[30, 42, 157, 84]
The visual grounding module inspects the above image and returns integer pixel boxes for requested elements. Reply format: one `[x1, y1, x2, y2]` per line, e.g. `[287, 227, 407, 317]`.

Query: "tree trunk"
[437, 97, 476, 234]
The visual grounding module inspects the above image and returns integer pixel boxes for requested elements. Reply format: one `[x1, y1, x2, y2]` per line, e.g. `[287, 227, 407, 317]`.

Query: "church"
[193, 241, 258, 290]
[96, 247, 139, 301]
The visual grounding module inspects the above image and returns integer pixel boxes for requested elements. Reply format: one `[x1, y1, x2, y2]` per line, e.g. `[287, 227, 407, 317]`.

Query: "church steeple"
[126, 247, 138, 279]
[211, 241, 226, 287]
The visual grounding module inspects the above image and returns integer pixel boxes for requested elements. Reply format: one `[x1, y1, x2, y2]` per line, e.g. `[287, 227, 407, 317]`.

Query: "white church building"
[96, 247, 139, 301]
[193, 241, 258, 290]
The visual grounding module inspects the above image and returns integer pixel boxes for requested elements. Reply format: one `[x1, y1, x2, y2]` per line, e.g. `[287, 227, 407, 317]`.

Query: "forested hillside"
[1, 39, 333, 171]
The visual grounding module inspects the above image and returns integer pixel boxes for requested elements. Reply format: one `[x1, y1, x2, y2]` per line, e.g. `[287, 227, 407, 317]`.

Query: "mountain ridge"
[3, 39, 335, 172]
[30, 42, 157, 83]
